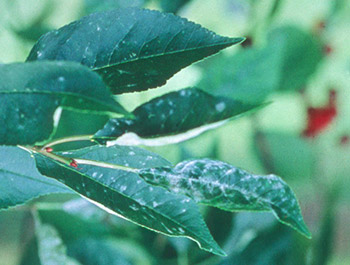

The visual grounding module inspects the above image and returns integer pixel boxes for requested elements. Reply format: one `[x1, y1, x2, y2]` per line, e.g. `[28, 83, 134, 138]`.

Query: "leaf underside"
[27, 8, 243, 94]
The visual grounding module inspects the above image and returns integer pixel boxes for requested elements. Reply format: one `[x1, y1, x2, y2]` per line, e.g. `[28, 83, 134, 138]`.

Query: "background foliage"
[0, 0, 349, 264]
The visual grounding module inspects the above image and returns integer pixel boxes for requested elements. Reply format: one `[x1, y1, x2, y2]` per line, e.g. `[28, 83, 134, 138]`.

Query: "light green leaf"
[67, 238, 132, 265]
[255, 132, 315, 181]
[199, 44, 282, 103]
[35, 213, 81, 265]
[160, 0, 191, 13]
[138, 158, 311, 238]
[0, 61, 127, 145]
[199, 26, 323, 102]
[33, 145, 226, 256]
[268, 26, 323, 91]
[27, 8, 244, 94]
[94, 87, 260, 144]
[0, 146, 72, 210]
[83, 0, 146, 15]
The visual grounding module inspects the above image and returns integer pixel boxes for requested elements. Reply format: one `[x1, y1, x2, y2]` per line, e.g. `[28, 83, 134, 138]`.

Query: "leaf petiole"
[42, 135, 94, 149]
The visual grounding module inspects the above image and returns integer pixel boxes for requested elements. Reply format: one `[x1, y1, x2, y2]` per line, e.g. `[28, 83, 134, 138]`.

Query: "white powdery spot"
[215, 102, 226, 112]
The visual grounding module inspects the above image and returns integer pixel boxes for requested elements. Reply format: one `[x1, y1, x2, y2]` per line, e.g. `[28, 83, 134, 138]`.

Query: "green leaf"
[268, 26, 323, 91]
[199, 44, 282, 103]
[0, 146, 72, 210]
[33, 145, 226, 256]
[199, 26, 323, 101]
[27, 8, 244, 94]
[83, 0, 146, 15]
[0, 61, 127, 145]
[254, 132, 315, 181]
[223, 224, 293, 265]
[160, 0, 191, 13]
[35, 213, 81, 265]
[138, 158, 311, 238]
[37, 201, 113, 243]
[93, 87, 260, 144]
[67, 238, 132, 265]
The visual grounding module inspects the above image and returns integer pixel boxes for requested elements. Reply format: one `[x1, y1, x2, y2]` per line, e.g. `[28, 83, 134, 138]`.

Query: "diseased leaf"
[0, 146, 72, 210]
[138, 159, 311, 238]
[0, 61, 127, 145]
[33, 146, 226, 256]
[27, 8, 244, 94]
[94, 88, 259, 144]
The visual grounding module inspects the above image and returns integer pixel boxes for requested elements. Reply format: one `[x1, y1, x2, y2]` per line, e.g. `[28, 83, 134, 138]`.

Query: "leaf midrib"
[92, 39, 242, 71]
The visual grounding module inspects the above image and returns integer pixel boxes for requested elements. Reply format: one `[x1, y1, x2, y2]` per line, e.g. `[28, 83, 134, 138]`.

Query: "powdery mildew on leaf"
[94, 87, 258, 144]
[34, 146, 226, 256]
[139, 158, 311, 238]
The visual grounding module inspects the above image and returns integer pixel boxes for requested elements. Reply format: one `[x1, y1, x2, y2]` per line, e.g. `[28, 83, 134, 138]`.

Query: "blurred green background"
[0, 0, 349, 264]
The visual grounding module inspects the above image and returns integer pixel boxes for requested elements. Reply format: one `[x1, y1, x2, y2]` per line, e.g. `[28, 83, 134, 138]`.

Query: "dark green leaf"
[27, 8, 244, 94]
[0, 61, 127, 145]
[268, 26, 323, 91]
[0, 146, 71, 210]
[138, 158, 311, 238]
[33, 145, 225, 256]
[94, 88, 260, 144]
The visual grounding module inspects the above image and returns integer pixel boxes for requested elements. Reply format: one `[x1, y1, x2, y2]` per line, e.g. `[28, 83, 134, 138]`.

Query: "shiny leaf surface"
[27, 8, 243, 94]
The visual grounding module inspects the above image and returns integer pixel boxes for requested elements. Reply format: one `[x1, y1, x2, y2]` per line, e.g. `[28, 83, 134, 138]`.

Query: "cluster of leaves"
[1, 6, 312, 261]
